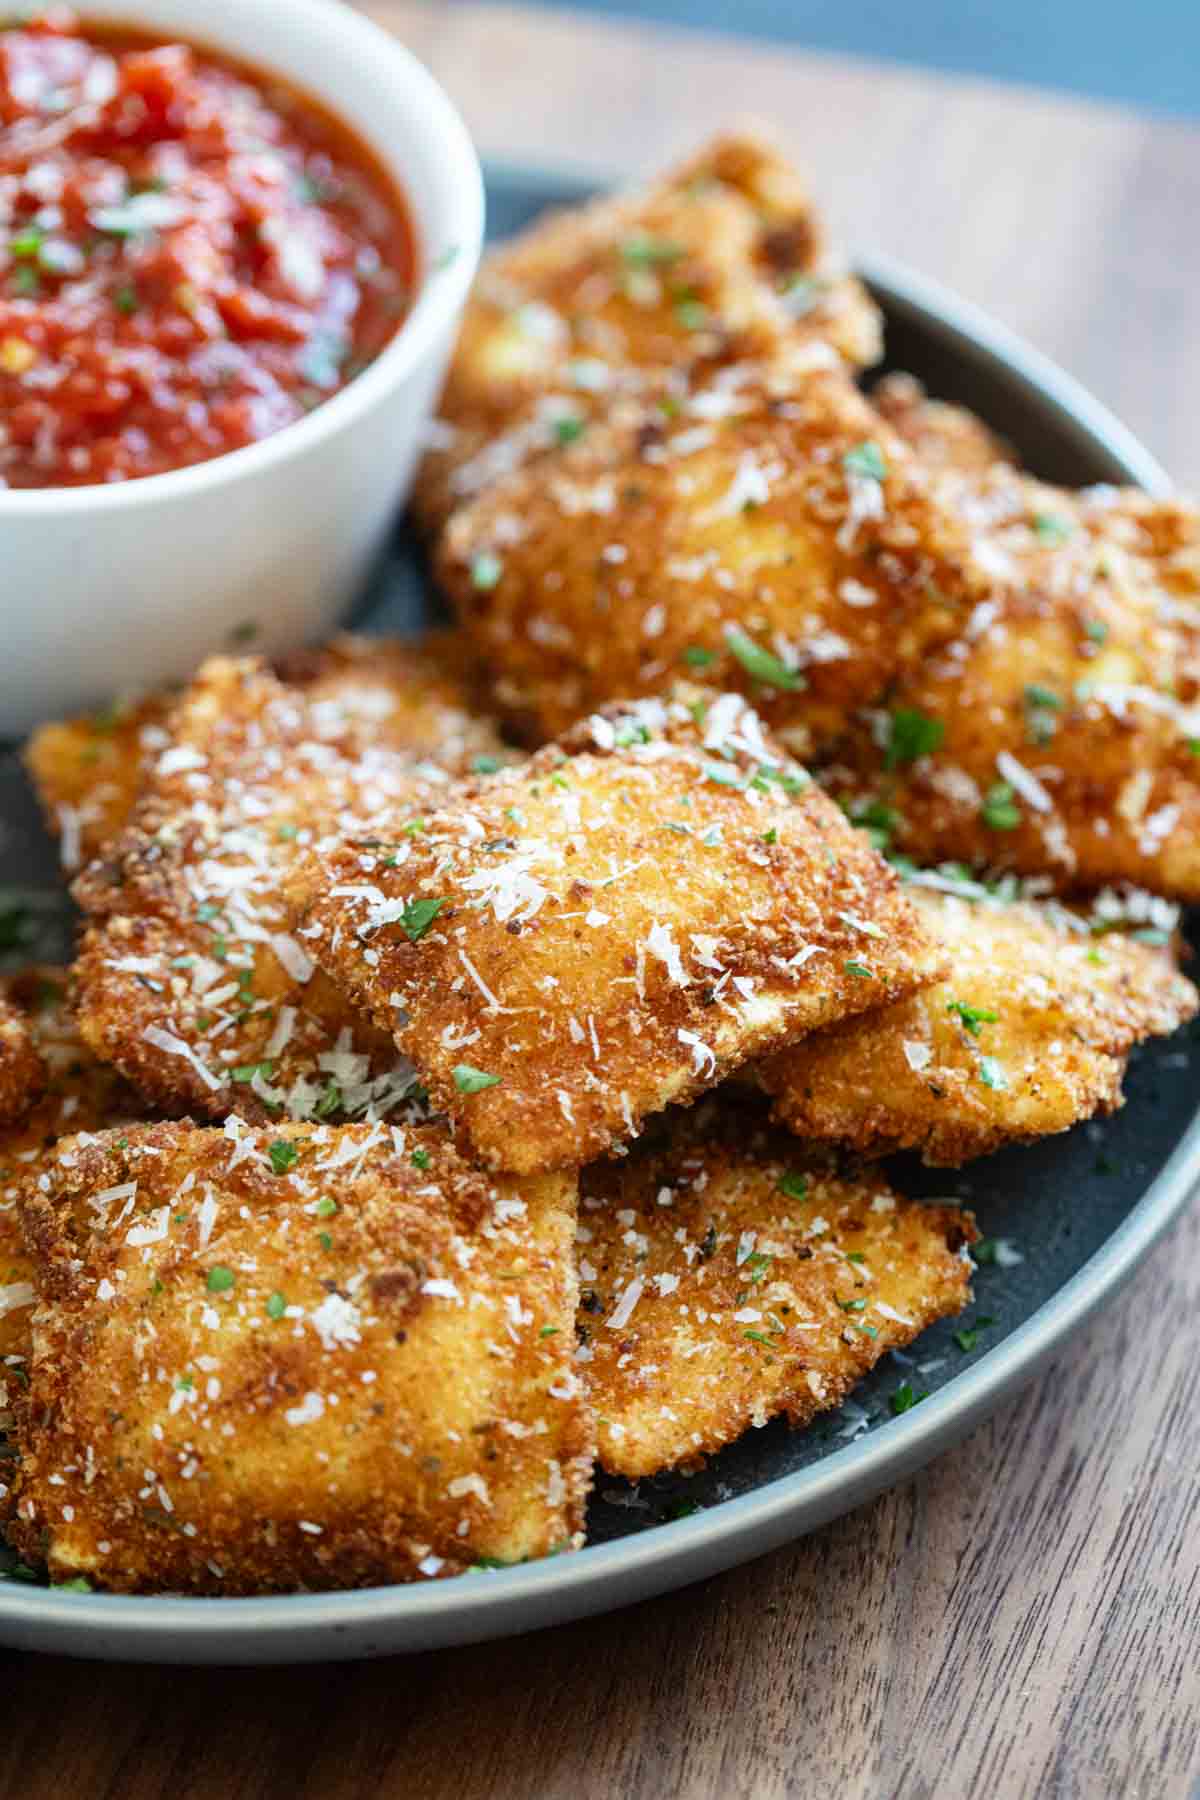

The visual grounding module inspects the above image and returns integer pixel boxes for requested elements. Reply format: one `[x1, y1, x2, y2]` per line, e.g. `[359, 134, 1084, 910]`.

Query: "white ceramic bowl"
[0, 0, 483, 735]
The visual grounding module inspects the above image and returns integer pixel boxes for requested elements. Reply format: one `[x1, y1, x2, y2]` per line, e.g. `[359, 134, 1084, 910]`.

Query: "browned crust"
[285, 690, 946, 1175]
[413, 129, 880, 534]
[9, 1121, 592, 1593]
[578, 1103, 975, 1476]
[757, 885, 1199, 1164]
[436, 369, 983, 751]
[70, 643, 513, 1124]
[820, 477, 1200, 897]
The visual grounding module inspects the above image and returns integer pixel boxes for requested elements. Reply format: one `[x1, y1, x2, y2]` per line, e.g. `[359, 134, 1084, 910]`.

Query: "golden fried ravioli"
[577, 1110, 975, 1476]
[0, 989, 45, 1130]
[758, 883, 1198, 1164]
[0, 967, 141, 1399]
[25, 691, 174, 872]
[9, 1121, 591, 1593]
[285, 692, 945, 1176]
[26, 634, 505, 873]
[72, 642, 507, 1125]
[439, 369, 979, 751]
[872, 372, 1015, 478]
[823, 475, 1200, 897]
[414, 131, 880, 533]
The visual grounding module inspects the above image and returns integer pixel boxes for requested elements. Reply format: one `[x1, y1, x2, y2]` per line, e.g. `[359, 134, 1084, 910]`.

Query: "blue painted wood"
[507, 0, 1200, 118]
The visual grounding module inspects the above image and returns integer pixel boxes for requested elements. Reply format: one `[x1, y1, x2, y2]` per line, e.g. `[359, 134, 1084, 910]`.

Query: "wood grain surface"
[4, 7, 1200, 1796]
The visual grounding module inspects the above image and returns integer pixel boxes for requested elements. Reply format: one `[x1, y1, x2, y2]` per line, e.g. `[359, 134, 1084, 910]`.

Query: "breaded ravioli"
[0, 988, 45, 1129]
[10, 1121, 591, 1593]
[285, 692, 945, 1176]
[0, 967, 141, 1409]
[438, 369, 980, 751]
[72, 643, 508, 1125]
[757, 882, 1198, 1165]
[26, 634, 505, 873]
[577, 1109, 975, 1476]
[872, 372, 1015, 478]
[822, 475, 1200, 897]
[413, 131, 880, 533]
[25, 691, 174, 872]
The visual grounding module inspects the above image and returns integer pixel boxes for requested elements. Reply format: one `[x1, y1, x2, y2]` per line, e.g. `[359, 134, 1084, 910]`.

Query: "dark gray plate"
[0, 165, 1195, 1664]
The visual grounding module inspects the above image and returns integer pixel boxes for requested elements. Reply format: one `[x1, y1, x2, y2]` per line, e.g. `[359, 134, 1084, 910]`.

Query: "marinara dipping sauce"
[0, 9, 417, 487]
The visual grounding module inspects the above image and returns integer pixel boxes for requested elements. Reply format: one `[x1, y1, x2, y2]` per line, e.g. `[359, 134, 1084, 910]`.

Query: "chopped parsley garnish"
[850, 798, 897, 852]
[619, 234, 683, 267]
[981, 782, 1022, 831]
[268, 1139, 298, 1175]
[674, 297, 708, 330]
[1083, 618, 1109, 645]
[890, 1383, 926, 1415]
[232, 1061, 274, 1083]
[452, 1063, 501, 1095]
[553, 414, 585, 445]
[114, 283, 139, 316]
[724, 626, 803, 692]
[206, 1266, 235, 1294]
[837, 1297, 867, 1313]
[470, 551, 503, 591]
[885, 707, 944, 768]
[953, 1315, 995, 1353]
[843, 440, 887, 482]
[776, 1171, 808, 1200]
[1032, 511, 1072, 544]
[399, 897, 447, 943]
[743, 1329, 778, 1349]
[946, 1000, 998, 1036]
[315, 1197, 338, 1218]
[266, 1292, 287, 1320]
[762, 827, 778, 845]
[844, 960, 873, 978]
[411, 1147, 431, 1170]
[318, 1231, 333, 1252]
[51, 1577, 93, 1593]
[1024, 683, 1062, 711]
[539, 1325, 561, 1338]
[1023, 683, 1062, 745]
[471, 754, 502, 775]
[683, 645, 715, 668]
[978, 1056, 1009, 1091]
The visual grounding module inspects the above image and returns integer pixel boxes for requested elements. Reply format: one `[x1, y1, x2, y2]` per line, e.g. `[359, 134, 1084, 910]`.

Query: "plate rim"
[0, 167, 1192, 1662]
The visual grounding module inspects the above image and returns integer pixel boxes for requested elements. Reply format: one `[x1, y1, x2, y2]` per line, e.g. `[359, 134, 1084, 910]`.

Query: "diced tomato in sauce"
[0, 9, 416, 487]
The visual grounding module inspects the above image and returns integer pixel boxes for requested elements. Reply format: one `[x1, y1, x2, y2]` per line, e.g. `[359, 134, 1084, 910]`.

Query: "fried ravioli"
[9, 1121, 590, 1592]
[0, 989, 45, 1130]
[872, 372, 1015, 478]
[25, 691, 174, 873]
[26, 634, 505, 873]
[72, 642, 506, 1125]
[438, 369, 980, 751]
[0, 967, 141, 1407]
[821, 477, 1200, 896]
[285, 691, 945, 1176]
[577, 1110, 975, 1476]
[413, 131, 880, 533]
[758, 883, 1198, 1165]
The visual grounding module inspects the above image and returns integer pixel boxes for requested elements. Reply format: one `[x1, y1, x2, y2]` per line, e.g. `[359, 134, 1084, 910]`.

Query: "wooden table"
[5, 8, 1200, 1796]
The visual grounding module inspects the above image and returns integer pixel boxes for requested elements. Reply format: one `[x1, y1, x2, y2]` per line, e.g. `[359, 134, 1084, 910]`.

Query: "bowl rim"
[0, 0, 485, 515]
[0, 217, 1192, 1662]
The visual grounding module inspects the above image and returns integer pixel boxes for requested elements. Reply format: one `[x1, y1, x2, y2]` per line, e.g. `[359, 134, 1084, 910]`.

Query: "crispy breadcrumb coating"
[872, 372, 1015, 477]
[577, 1106, 975, 1476]
[757, 882, 1198, 1164]
[438, 369, 979, 751]
[0, 967, 141, 1399]
[10, 1120, 590, 1592]
[821, 476, 1200, 896]
[414, 131, 880, 533]
[25, 692, 174, 874]
[72, 642, 510, 1125]
[285, 691, 945, 1175]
